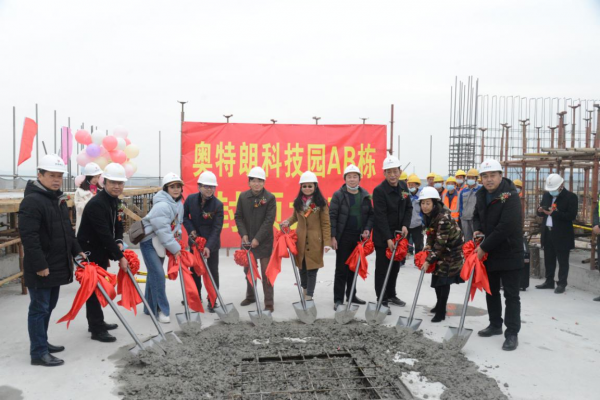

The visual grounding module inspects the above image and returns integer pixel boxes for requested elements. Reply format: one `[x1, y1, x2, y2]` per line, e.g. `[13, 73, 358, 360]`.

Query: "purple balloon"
[86, 143, 102, 158]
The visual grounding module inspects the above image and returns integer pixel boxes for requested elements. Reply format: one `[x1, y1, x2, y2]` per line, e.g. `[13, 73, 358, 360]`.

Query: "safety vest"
[443, 191, 460, 221]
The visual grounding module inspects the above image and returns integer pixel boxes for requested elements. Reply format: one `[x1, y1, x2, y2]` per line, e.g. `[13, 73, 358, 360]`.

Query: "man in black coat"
[473, 159, 523, 351]
[183, 171, 224, 312]
[77, 163, 129, 343]
[535, 174, 578, 294]
[372, 156, 412, 313]
[18, 155, 85, 367]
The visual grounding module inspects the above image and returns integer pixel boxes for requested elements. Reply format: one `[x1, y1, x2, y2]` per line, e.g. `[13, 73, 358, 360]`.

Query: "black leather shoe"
[388, 296, 406, 307]
[431, 312, 446, 323]
[478, 325, 503, 337]
[334, 301, 342, 311]
[594, 296, 600, 302]
[91, 332, 117, 343]
[535, 281, 555, 289]
[382, 302, 392, 315]
[88, 322, 118, 332]
[554, 286, 566, 294]
[430, 305, 439, 313]
[347, 296, 366, 305]
[207, 303, 216, 313]
[32, 353, 64, 367]
[240, 299, 256, 306]
[502, 335, 518, 351]
[47, 343, 65, 353]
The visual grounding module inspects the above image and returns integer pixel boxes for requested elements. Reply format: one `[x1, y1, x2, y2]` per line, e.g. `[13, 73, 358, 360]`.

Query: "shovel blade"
[166, 330, 182, 344]
[249, 310, 273, 327]
[176, 311, 202, 329]
[396, 316, 423, 332]
[293, 300, 317, 324]
[444, 326, 473, 350]
[335, 304, 359, 325]
[365, 302, 389, 325]
[214, 303, 240, 324]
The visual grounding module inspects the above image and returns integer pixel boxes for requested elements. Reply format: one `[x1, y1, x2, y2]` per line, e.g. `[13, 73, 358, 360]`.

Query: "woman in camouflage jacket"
[419, 187, 464, 323]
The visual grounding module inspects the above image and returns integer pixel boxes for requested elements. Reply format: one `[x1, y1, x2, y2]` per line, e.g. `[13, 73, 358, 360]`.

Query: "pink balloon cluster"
[74, 126, 140, 178]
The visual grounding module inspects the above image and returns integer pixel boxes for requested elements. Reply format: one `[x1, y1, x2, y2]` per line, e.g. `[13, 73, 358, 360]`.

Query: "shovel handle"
[126, 267, 167, 340]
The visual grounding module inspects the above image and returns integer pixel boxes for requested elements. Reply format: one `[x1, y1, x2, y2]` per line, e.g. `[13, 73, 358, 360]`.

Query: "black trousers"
[333, 233, 361, 303]
[191, 251, 220, 305]
[86, 261, 108, 334]
[434, 284, 450, 312]
[543, 228, 570, 287]
[374, 246, 402, 301]
[486, 268, 521, 337]
[407, 226, 424, 254]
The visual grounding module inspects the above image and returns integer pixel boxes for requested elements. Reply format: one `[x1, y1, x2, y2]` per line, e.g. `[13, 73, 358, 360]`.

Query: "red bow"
[190, 237, 217, 307]
[345, 240, 370, 280]
[386, 235, 409, 261]
[116, 250, 143, 314]
[167, 250, 204, 313]
[265, 227, 298, 286]
[414, 250, 436, 273]
[460, 241, 491, 301]
[58, 262, 117, 328]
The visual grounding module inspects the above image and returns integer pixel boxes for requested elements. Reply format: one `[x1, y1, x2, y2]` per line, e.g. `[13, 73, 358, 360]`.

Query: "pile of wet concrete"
[115, 320, 507, 400]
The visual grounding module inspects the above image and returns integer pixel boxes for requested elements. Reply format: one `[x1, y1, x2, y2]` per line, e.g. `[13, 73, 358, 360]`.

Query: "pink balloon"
[74, 175, 85, 187]
[102, 136, 118, 151]
[76, 150, 92, 167]
[75, 129, 92, 145]
[86, 143, 102, 158]
[100, 146, 109, 157]
[109, 150, 127, 164]
[125, 138, 131, 146]
[123, 163, 135, 178]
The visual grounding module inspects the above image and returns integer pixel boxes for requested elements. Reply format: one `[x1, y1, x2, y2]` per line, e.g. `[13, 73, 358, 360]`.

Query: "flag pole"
[13, 106, 16, 188]
[178, 101, 187, 178]
[35, 104, 39, 166]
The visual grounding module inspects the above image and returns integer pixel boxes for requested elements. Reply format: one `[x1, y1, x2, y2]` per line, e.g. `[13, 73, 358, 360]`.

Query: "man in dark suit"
[473, 159, 523, 351]
[535, 173, 578, 294]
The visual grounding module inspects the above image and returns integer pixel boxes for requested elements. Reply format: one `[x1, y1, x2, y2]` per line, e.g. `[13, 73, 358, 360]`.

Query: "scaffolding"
[448, 77, 479, 174]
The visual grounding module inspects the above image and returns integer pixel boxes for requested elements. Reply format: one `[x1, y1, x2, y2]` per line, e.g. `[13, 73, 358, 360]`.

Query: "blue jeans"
[141, 239, 170, 316]
[28, 286, 60, 359]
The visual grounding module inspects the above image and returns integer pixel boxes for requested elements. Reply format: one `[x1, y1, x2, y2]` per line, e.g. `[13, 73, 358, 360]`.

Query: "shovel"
[197, 250, 239, 324]
[176, 259, 202, 328]
[288, 248, 317, 324]
[365, 231, 402, 325]
[124, 267, 182, 347]
[396, 258, 427, 331]
[444, 236, 484, 350]
[244, 244, 273, 327]
[335, 236, 367, 325]
[74, 256, 153, 355]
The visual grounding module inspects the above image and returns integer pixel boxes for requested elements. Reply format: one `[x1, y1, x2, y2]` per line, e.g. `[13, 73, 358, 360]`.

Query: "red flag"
[18, 118, 37, 166]
[265, 227, 298, 286]
[461, 241, 491, 301]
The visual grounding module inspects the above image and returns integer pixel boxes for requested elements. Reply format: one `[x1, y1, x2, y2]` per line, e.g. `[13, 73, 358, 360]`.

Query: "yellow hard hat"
[455, 169, 467, 177]
[514, 179, 523, 187]
[407, 174, 421, 184]
[446, 176, 457, 184]
[400, 171, 408, 180]
[434, 174, 444, 183]
[427, 172, 436, 179]
[466, 168, 479, 177]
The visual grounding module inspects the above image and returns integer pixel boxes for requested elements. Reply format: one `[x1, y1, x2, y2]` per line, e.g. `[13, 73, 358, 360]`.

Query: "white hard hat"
[197, 171, 218, 186]
[343, 164, 361, 178]
[418, 186, 441, 201]
[299, 171, 318, 184]
[248, 166, 266, 180]
[382, 155, 401, 170]
[82, 162, 102, 176]
[103, 163, 128, 182]
[479, 159, 503, 174]
[38, 154, 67, 173]
[545, 173, 564, 191]
[162, 172, 184, 187]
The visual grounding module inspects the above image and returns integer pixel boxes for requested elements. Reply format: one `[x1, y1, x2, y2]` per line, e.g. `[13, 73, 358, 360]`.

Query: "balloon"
[113, 126, 129, 139]
[100, 146, 109, 157]
[123, 163, 135, 178]
[95, 156, 110, 169]
[116, 137, 126, 150]
[91, 131, 105, 145]
[74, 175, 85, 187]
[124, 144, 139, 159]
[75, 129, 92, 145]
[109, 150, 127, 164]
[102, 136, 118, 151]
[125, 138, 131, 146]
[86, 143, 102, 158]
[123, 160, 137, 174]
[76, 150, 92, 167]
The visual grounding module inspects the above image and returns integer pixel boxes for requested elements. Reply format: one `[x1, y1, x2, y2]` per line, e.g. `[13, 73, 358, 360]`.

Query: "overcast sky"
[1, 0, 599, 178]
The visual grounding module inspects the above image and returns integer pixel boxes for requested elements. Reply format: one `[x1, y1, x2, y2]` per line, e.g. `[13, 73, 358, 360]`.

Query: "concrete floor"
[0, 249, 599, 400]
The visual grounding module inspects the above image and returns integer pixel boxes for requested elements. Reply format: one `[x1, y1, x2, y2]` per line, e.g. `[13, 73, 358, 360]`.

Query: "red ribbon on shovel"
[265, 227, 298, 286]
[460, 240, 491, 301]
[167, 250, 204, 313]
[116, 250, 143, 314]
[191, 237, 218, 307]
[386, 235, 409, 261]
[414, 250, 436, 273]
[345, 238, 373, 280]
[57, 261, 117, 328]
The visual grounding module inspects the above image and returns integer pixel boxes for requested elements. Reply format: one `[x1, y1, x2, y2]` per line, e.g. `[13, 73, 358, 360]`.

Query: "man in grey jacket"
[459, 168, 481, 242]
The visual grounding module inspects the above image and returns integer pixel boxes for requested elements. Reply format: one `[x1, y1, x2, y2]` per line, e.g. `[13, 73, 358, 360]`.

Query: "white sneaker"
[158, 312, 170, 324]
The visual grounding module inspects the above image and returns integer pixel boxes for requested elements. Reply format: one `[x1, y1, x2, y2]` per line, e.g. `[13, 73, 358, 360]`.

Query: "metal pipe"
[54, 110, 57, 154]
[35, 104, 39, 166]
[13, 106, 16, 182]
[479, 128, 487, 163]
[389, 104, 394, 154]
[178, 101, 187, 178]
[158, 131, 161, 179]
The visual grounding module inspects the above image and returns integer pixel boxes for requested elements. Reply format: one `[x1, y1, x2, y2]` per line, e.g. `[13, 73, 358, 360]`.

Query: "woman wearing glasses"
[281, 171, 331, 301]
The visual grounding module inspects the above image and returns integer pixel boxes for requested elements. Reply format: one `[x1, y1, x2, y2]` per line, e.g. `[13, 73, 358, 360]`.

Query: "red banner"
[181, 123, 387, 247]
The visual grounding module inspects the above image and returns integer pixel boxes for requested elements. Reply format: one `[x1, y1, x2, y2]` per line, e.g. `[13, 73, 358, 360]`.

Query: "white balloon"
[113, 125, 129, 139]
[116, 137, 126, 150]
[91, 131, 105, 145]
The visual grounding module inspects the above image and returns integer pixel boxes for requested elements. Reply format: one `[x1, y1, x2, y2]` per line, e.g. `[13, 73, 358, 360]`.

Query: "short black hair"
[248, 177, 265, 183]
[37, 169, 48, 175]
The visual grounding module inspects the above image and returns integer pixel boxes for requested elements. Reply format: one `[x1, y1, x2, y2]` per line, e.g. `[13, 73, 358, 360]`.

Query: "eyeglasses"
[301, 184, 314, 189]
